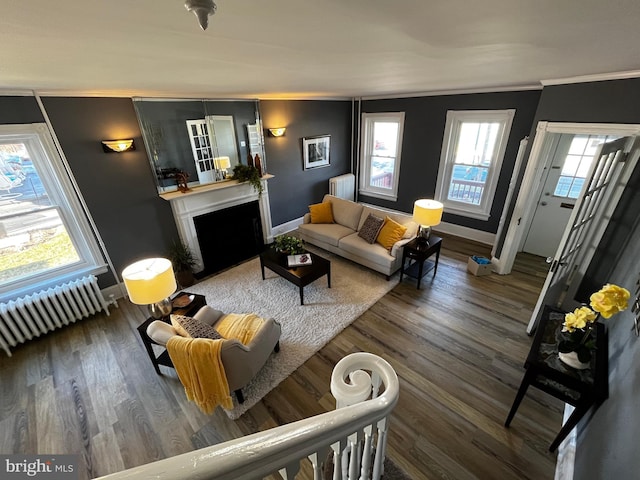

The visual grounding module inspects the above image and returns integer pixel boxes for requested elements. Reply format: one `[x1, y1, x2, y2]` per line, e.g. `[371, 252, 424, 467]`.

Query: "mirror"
[133, 98, 265, 193]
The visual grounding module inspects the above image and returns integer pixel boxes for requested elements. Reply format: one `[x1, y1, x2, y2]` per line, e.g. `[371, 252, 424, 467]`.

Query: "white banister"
[96, 352, 399, 480]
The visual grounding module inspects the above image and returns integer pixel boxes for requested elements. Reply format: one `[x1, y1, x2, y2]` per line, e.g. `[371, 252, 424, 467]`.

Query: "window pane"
[561, 155, 580, 176]
[554, 176, 572, 197]
[448, 166, 488, 205]
[0, 143, 80, 285]
[373, 122, 398, 156]
[568, 136, 588, 155]
[455, 122, 499, 165]
[370, 155, 395, 189]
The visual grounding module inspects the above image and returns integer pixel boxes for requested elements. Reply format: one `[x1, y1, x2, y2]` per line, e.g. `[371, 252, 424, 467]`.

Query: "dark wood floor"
[0, 234, 562, 480]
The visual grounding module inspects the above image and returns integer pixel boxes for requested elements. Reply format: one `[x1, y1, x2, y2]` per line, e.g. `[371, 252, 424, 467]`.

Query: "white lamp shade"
[122, 258, 177, 305]
[413, 199, 444, 227]
[214, 156, 231, 169]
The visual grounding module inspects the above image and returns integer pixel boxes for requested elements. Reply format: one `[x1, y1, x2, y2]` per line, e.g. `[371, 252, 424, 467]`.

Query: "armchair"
[147, 305, 281, 404]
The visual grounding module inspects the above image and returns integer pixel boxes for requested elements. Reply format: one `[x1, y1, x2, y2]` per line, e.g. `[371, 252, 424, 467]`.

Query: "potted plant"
[274, 234, 305, 255]
[168, 240, 197, 288]
[231, 164, 263, 195]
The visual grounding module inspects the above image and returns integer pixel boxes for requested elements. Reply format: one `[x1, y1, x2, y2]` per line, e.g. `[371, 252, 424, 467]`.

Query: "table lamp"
[214, 156, 231, 179]
[413, 199, 444, 245]
[122, 258, 177, 319]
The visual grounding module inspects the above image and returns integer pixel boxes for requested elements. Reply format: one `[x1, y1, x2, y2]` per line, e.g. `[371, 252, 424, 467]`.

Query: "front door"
[527, 136, 639, 333]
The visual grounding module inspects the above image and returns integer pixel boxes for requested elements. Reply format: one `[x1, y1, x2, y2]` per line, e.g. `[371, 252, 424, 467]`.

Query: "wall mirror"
[133, 98, 265, 193]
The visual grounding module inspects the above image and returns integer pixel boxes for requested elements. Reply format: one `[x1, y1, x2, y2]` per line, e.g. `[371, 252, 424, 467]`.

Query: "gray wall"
[523, 78, 640, 479]
[261, 100, 353, 226]
[40, 97, 180, 288]
[360, 90, 541, 231]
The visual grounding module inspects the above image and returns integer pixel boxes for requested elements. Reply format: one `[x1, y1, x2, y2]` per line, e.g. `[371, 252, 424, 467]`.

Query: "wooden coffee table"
[259, 247, 331, 305]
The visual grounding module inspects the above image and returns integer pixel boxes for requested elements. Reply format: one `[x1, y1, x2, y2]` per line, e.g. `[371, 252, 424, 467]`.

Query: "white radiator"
[329, 173, 355, 200]
[0, 275, 110, 357]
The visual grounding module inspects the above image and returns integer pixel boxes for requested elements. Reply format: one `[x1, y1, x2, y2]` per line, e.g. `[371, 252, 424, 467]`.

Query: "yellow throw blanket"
[216, 313, 265, 345]
[166, 336, 233, 414]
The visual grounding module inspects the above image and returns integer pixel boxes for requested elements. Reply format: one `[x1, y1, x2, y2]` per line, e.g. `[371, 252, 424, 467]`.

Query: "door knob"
[540, 201, 548, 206]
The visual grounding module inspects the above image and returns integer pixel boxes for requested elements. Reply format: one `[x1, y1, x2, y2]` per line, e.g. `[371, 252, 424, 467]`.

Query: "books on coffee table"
[287, 253, 312, 267]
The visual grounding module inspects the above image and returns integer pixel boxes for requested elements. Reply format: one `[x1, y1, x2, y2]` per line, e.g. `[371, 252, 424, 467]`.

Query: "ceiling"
[2, 0, 640, 99]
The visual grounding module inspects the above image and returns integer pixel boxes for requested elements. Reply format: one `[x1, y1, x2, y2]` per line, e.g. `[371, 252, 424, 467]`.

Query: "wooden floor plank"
[0, 235, 562, 479]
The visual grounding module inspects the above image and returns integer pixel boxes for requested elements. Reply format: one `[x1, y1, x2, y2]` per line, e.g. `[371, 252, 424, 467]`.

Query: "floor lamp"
[413, 199, 444, 246]
[122, 258, 177, 319]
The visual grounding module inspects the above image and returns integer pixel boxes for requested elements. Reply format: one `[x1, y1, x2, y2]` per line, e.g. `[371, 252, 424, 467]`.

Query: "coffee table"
[259, 247, 331, 305]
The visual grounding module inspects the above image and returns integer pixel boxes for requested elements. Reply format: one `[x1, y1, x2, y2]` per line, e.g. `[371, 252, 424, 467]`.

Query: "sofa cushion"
[358, 205, 417, 240]
[357, 213, 385, 244]
[298, 222, 355, 247]
[324, 195, 363, 231]
[376, 216, 408, 251]
[339, 233, 395, 268]
[170, 314, 223, 340]
[309, 201, 334, 224]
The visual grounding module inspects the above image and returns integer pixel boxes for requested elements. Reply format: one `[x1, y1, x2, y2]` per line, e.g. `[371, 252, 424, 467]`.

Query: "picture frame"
[303, 135, 331, 170]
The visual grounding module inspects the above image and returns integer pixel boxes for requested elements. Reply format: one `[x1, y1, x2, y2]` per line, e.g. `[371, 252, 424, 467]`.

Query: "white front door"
[527, 136, 639, 333]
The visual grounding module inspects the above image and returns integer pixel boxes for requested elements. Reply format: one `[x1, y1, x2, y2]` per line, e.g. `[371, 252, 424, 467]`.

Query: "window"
[435, 109, 515, 220]
[359, 112, 405, 201]
[0, 124, 105, 302]
[554, 134, 618, 199]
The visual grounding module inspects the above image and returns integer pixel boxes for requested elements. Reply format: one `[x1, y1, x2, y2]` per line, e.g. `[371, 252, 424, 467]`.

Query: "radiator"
[329, 173, 355, 201]
[0, 275, 110, 357]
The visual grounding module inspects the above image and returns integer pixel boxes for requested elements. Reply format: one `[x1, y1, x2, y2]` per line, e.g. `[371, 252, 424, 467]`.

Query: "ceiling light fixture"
[185, 0, 217, 31]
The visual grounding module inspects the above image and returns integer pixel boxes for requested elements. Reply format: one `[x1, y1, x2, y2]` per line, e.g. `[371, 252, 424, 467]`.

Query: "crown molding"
[0, 89, 35, 96]
[359, 84, 542, 101]
[541, 70, 640, 86]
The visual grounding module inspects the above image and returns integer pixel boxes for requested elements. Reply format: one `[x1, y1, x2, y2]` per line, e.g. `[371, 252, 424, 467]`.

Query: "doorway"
[521, 133, 619, 258]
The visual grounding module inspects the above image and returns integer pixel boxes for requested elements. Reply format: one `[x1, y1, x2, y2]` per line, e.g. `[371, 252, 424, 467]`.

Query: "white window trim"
[0, 124, 106, 302]
[359, 112, 405, 201]
[435, 109, 515, 221]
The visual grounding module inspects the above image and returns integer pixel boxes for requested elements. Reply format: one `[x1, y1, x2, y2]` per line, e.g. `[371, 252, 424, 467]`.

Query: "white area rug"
[187, 248, 399, 419]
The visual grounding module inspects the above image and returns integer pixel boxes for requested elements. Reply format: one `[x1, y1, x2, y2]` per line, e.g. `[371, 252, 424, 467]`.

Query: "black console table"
[505, 305, 608, 451]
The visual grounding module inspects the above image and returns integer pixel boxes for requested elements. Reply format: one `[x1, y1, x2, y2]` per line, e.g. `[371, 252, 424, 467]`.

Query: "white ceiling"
[2, 0, 640, 99]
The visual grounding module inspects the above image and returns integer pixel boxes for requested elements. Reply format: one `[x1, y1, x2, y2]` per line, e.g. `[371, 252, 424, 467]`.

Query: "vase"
[254, 154, 262, 176]
[558, 351, 590, 370]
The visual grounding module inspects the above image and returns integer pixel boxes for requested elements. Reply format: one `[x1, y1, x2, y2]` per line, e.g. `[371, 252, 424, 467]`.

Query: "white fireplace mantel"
[160, 175, 274, 273]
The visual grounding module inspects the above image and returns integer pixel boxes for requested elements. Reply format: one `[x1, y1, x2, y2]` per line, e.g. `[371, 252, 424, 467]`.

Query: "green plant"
[274, 235, 305, 255]
[231, 164, 263, 195]
[167, 240, 197, 272]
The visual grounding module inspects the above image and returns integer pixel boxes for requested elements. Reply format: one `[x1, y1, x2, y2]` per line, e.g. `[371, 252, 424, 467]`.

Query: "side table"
[504, 305, 608, 451]
[399, 236, 442, 289]
[137, 292, 207, 374]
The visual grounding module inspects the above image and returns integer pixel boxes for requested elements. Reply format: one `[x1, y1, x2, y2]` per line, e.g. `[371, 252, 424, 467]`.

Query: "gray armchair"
[147, 305, 281, 403]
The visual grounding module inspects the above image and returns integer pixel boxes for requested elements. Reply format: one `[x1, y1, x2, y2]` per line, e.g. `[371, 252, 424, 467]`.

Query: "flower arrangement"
[559, 283, 630, 365]
[274, 234, 305, 255]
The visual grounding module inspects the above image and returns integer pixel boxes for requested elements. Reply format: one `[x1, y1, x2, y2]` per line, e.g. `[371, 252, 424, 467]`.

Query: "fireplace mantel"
[160, 175, 274, 273]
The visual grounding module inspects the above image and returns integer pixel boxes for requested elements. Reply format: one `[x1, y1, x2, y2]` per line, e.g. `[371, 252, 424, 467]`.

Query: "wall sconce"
[102, 139, 136, 153]
[268, 127, 286, 137]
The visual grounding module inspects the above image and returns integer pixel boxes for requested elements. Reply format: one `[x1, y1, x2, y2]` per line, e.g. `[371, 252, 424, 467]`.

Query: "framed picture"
[303, 135, 331, 170]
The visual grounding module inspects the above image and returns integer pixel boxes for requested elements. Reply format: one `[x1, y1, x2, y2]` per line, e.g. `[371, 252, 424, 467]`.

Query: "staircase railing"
[96, 352, 399, 480]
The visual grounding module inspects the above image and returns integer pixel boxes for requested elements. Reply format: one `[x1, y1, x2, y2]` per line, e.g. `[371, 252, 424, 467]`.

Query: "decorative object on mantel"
[176, 171, 191, 193]
[558, 283, 630, 369]
[184, 0, 217, 31]
[274, 234, 305, 256]
[247, 153, 254, 167]
[254, 154, 263, 176]
[167, 240, 197, 288]
[231, 164, 263, 195]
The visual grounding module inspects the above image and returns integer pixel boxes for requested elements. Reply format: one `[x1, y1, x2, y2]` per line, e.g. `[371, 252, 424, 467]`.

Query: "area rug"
[187, 247, 399, 419]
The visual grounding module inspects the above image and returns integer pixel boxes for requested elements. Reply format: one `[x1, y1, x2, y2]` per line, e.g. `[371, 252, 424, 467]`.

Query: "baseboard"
[554, 405, 576, 480]
[435, 221, 496, 245]
[102, 283, 127, 302]
[271, 217, 304, 237]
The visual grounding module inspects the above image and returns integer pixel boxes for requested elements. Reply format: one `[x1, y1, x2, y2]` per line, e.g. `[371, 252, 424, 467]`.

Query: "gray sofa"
[297, 194, 418, 277]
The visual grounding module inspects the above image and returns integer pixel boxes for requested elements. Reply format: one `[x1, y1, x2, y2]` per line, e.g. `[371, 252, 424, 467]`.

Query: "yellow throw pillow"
[309, 202, 334, 224]
[376, 216, 408, 251]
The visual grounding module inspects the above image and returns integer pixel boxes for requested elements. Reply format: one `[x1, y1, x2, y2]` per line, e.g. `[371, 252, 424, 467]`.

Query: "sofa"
[297, 194, 418, 277]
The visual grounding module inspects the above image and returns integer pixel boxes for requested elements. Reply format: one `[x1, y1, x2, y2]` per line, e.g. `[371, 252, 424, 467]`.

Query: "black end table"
[259, 247, 331, 305]
[504, 305, 608, 451]
[399, 235, 442, 289]
[137, 292, 207, 374]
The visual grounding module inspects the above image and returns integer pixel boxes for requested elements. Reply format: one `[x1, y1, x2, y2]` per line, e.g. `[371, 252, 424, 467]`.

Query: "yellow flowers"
[589, 283, 630, 318]
[562, 283, 630, 332]
[562, 306, 597, 333]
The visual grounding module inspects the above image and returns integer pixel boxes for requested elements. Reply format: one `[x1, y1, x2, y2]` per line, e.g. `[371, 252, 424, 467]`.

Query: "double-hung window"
[359, 112, 405, 201]
[0, 124, 105, 302]
[435, 109, 515, 220]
